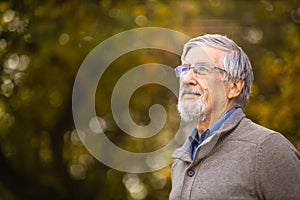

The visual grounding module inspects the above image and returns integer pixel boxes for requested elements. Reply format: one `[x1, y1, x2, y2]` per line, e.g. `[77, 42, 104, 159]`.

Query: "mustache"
[180, 86, 204, 96]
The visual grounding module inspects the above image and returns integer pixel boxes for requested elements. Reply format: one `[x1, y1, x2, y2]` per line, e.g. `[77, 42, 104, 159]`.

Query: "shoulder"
[230, 117, 300, 199]
[229, 117, 299, 154]
[229, 117, 280, 145]
[237, 119, 300, 199]
[254, 130, 300, 172]
[255, 130, 300, 167]
[254, 132, 300, 199]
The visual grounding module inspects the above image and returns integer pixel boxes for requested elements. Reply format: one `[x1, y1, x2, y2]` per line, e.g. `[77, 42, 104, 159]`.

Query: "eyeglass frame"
[174, 63, 227, 78]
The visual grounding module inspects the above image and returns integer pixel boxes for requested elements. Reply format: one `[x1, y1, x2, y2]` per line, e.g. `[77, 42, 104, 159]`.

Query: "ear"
[228, 80, 244, 99]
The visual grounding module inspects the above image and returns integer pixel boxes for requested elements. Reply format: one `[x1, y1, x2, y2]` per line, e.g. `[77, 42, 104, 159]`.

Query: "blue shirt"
[190, 107, 237, 160]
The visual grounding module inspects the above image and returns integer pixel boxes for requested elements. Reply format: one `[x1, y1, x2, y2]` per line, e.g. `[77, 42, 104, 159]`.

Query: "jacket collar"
[171, 108, 246, 163]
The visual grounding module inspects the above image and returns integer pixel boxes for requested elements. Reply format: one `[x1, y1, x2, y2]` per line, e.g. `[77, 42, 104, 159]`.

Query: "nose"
[181, 68, 197, 85]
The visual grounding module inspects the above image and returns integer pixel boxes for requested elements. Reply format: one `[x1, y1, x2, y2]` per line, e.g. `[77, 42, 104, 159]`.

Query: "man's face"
[177, 45, 230, 124]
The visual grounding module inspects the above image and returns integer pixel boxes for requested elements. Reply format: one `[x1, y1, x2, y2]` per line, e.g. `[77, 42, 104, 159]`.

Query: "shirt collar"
[209, 107, 237, 134]
[188, 107, 237, 145]
[193, 107, 238, 160]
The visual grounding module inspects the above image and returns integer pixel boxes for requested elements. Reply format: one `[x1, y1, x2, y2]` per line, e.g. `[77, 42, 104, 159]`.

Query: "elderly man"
[170, 34, 300, 200]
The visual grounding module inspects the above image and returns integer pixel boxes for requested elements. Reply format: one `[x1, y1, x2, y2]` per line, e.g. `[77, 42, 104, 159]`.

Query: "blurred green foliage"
[0, 0, 300, 199]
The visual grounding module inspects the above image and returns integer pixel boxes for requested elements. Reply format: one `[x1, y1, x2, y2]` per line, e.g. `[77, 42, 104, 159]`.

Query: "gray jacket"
[170, 108, 300, 200]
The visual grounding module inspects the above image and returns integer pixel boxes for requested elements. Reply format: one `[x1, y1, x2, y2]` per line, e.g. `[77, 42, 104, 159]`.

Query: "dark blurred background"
[0, 0, 300, 199]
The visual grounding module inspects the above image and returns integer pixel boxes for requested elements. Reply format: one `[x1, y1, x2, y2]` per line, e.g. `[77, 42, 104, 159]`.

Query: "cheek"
[196, 78, 208, 90]
[203, 77, 228, 107]
[197, 77, 209, 98]
[178, 81, 184, 94]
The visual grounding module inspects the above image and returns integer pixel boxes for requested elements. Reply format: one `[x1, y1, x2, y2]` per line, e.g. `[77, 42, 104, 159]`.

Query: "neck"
[196, 104, 235, 136]
[196, 115, 211, 134]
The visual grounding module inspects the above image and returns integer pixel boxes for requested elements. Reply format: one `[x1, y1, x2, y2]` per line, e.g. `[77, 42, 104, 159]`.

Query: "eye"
[175, 65, 190, 77]
[194, 65, 209, 73]
[181, 65, 190, 72]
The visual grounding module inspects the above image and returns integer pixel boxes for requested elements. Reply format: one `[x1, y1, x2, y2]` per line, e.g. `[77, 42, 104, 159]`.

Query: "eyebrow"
[182, 60, 213, 66]
[182, 59, 191, 65]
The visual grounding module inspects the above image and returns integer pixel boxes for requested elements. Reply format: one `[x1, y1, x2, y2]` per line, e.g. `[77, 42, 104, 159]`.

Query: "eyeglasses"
[175, 63, 227, 77]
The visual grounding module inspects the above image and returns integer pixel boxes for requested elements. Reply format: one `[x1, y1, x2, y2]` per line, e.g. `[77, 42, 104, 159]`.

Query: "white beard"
[177, 87, 208, 122]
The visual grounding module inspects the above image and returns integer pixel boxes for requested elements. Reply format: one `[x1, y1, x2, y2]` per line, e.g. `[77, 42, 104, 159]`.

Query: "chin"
[177, 101, 208, 123]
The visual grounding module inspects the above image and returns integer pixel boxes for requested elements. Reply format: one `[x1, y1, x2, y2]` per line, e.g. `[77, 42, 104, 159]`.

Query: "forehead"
[183, 45, 225, 66]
